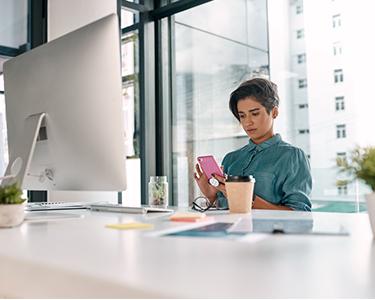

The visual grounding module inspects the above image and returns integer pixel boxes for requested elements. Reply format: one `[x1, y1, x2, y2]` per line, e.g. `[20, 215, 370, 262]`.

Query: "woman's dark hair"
[229, 78, 280, 121]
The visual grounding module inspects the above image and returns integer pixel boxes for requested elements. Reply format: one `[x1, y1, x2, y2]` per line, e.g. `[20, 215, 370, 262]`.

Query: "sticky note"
[105, 222, 154, 230]
[171, 216, 215, 223]
[170, 211, 206, 219]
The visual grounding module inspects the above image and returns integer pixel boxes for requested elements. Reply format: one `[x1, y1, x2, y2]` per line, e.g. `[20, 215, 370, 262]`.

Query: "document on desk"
[25, 212, 84, 221]
[157, 218, 348, 241]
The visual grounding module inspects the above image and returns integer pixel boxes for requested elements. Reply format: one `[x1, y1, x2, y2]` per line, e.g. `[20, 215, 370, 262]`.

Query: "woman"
[193, 78, 312, 211]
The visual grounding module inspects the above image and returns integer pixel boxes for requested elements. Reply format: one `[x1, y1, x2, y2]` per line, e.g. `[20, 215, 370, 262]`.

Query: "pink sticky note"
[171, 216, 215, 223]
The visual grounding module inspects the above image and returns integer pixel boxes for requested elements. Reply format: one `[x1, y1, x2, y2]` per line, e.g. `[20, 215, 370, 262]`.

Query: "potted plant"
[336, 146, 375, 237]
[0, 182, 27, 228]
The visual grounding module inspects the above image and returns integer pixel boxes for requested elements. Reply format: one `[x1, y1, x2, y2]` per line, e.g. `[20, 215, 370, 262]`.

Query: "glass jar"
[148, 176, 168, 207]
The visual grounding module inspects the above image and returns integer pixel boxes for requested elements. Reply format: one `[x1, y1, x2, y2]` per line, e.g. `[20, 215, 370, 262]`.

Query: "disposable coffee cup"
[225, 175, 255, 214]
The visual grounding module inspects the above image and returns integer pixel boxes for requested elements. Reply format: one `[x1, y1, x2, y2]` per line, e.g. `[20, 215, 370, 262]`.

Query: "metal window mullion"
[155, 15, 174, 205]
[122, 23, 139, 35]
[166, 15, 175, 205]
[121, 0, 146, 13]
[27, 0, 47, 202]
[117, 0, 123, 204]
[139, 3, 156, 205]
[151, 0, 214, 20]
[155, 18, 163, 176]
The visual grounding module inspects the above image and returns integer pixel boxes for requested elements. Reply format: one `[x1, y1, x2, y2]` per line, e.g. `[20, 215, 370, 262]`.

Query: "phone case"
[197, 155, 224, 179]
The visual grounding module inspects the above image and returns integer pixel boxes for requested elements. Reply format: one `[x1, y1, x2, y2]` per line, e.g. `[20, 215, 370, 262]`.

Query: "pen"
[226, 217, 242, 233]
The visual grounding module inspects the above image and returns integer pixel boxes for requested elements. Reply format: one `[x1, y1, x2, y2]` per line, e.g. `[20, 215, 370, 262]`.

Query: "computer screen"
[1, 14, 127, 191]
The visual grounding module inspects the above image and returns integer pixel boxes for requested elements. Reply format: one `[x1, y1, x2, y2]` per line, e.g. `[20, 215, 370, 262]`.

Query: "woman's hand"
[212, 166, 227, 198]
[193, 163, 219, 204]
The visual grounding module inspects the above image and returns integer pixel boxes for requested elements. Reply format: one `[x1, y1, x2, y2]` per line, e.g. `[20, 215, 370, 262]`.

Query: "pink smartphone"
[197, 155, 224, 179]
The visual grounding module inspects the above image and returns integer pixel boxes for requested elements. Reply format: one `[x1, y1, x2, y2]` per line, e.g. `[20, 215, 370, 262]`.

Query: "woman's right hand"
[193, 163, 219, 204]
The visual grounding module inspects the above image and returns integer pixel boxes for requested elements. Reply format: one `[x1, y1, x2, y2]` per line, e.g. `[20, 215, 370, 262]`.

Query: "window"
[338, 185, 348, 195]
[333, 14, 342, 28]
[298, 78, 307, 88]
[159, 0, 375, 212]
[299, 129, 310, 134]
[297, 29, 304, 39]
[335, 96, 345, 111]
[337, 152, 347, 165]
[334, 69, 344, 83]
[298, 53, 306, 63]
[333, 42, 342, 55]
[120, 7, 141, 206]
[336, 124, 346, 138]
[0, 75, 7, 177]
[337, 151, 348, 195]
[172, 0, 269, 205]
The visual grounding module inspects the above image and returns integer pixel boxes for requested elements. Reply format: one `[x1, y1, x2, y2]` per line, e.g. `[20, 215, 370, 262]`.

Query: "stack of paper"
[105, 222, 154, 230]
[170, 211, 214, 223]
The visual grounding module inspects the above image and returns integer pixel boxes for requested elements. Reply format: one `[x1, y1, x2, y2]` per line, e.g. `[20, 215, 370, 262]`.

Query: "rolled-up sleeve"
[280, 148, 312, 211]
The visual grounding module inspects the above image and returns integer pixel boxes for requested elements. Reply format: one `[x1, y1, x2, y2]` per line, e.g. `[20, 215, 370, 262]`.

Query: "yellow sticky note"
[105, 222, 154, 230]
[170, 211, 206, 219]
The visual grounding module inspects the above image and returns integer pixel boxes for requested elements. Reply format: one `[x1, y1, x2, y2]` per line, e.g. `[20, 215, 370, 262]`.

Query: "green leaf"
[0, 182, 27, 204]
[336, 146, 375, 192]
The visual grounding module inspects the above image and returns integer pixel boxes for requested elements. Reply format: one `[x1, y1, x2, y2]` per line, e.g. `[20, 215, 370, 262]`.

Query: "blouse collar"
[248, 133, 282, 152]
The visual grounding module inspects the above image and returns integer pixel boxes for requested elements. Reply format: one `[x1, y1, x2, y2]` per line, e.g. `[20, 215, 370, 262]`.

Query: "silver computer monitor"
[1, 14, 127, 191]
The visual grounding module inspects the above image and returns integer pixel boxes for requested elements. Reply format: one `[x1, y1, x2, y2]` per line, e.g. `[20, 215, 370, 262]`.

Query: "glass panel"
[175, 0, 250, 47]
[246, 0, 268, 51]
[0, 74, 3, 91]
[121, 6, 135, 29]
[172, 0, 269, 205]
[172, 0, 374, 213]
[0, 0, 28, 50]
[268, 0, 375, 213]
[0, 75, 8, 179]
[121, 28, 141, 206]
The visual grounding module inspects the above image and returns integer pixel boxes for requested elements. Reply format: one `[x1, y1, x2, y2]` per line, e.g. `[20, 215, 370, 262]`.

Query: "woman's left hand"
[213, 166, 227, 198]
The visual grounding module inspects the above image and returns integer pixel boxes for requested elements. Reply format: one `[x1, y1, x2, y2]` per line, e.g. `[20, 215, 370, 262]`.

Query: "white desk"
[0, 208, 374, 298]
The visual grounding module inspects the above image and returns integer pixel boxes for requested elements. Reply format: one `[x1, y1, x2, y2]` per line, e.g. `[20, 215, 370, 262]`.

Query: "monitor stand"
[1, 112, 46, 188]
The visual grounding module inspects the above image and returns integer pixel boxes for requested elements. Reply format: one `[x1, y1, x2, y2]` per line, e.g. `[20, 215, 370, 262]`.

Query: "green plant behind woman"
[336, 146, 375, 192]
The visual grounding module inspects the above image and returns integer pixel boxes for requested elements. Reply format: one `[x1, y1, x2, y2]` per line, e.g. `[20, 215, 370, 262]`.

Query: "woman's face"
[237, 97, 278, 145]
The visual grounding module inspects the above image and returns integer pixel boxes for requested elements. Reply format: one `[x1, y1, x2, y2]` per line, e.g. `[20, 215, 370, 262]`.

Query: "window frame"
[296, 4, 303, 14]
[334, 69, 344, 83]
[333, 14, 342, 28]
[122, 0, 215, 205]
[298, 53, 306, 63]
[335, 96, 345, 111]
[298, 78, 308, 88]
[336, 124, 346, 139]
[297, 29, 305, 39]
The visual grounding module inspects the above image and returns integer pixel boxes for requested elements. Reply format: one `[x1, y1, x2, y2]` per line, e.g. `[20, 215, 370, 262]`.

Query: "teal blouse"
[218, 134, 312, 211]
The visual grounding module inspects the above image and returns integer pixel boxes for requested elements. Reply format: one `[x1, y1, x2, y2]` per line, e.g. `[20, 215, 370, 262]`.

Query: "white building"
[271, 0, 374, 206]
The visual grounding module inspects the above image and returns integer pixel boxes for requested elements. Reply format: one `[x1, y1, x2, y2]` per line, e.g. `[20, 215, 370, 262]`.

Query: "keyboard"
[90, 203, 174, 214]
[25, 201, 108, 211]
